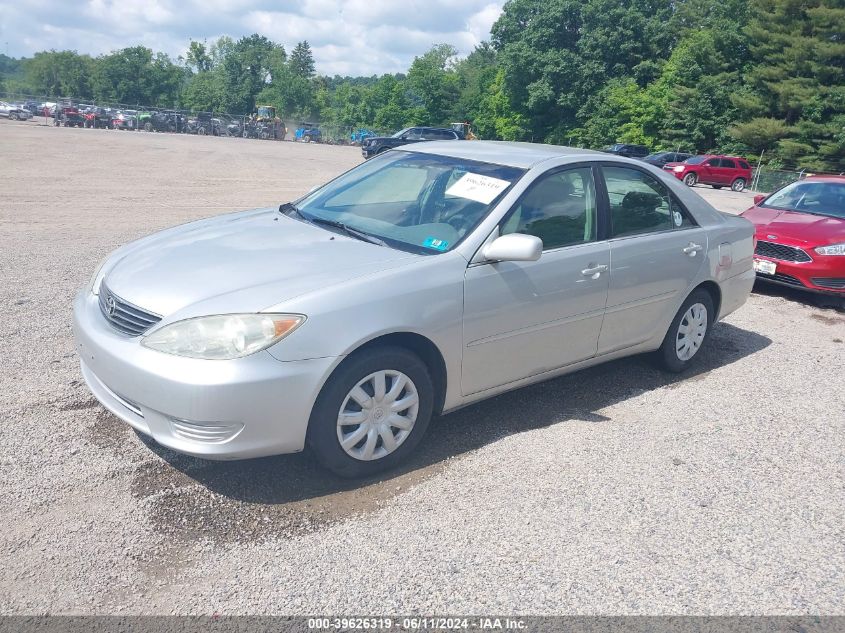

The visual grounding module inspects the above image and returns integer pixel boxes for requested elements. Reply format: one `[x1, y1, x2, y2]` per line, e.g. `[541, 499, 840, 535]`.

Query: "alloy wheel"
[676, 302, 708, 361]
[336, 370, 419, 461]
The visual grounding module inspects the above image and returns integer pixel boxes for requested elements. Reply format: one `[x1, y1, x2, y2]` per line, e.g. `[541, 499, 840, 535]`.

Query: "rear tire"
[655, 288, 715, 373]
[307, 346, 434, 478]
[144, 122, 153, 132]
[731, 178, 746, 192]
[683, 173, 697, 187]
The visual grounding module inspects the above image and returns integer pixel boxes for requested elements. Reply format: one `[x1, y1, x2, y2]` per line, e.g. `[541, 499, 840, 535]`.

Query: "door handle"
[581, 264, 608, 279]
[683, 242, 703, 257]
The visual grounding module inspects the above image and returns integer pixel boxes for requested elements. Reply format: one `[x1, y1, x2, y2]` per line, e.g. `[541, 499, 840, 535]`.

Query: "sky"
[0, 0, 506, 76]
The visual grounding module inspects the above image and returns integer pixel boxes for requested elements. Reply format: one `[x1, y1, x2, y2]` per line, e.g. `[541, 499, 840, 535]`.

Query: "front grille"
[757, 272, 805, 287]
[98, 283, 161, 336]
[811, 277, 845, 290]
[755, 240, 812, 263]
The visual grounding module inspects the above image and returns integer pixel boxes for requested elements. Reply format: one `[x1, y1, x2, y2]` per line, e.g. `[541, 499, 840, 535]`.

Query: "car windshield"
[761, 181, 845, 219]
[606, 144, 624, 151]
[684, 156, 707, 164]
[645, 152, 669, 160]
[391, 128, 411, 138]
[294, 151, 525, 254]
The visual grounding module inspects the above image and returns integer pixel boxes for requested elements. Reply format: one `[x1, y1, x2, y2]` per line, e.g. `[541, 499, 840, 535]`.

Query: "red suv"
[664, 155, 753, 192]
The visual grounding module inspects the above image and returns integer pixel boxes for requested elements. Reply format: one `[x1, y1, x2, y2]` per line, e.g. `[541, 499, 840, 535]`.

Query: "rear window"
[739, 160, 750, 169]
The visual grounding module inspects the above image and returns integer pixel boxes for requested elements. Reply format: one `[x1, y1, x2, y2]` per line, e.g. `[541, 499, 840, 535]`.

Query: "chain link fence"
[749, 165, 845, 193]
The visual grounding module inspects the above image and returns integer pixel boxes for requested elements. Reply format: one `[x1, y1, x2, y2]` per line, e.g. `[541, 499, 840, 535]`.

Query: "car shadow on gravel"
[125, 321, 771, 544]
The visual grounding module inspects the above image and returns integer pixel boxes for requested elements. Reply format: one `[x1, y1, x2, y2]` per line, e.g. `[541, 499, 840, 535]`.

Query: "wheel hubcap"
[337, 370, 419, 461]
[676, 303, 708, 361]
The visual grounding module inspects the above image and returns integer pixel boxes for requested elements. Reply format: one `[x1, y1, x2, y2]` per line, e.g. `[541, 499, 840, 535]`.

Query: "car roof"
[401, 140, 605, 169]
[803, 174, 845, 182]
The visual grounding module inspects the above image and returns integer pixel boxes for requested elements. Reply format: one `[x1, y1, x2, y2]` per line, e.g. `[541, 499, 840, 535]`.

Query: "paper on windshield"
[446, 173, 511, 205]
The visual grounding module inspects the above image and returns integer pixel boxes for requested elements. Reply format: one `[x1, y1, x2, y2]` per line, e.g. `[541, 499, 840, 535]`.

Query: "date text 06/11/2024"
[307, 617, 528, 630]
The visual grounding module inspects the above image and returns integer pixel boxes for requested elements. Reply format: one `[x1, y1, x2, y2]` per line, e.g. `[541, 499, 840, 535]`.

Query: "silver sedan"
[0, 101, 32, 120]
[73, 142, 756, 477]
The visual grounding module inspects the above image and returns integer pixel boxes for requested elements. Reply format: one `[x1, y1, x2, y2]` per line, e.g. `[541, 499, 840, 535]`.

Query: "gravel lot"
[1, 119, 843, 615]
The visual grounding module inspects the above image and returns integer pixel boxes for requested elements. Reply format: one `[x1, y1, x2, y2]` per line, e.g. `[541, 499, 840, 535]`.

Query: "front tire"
[307, 346, 434, 478]
[731, 178, 746, 192]
[683, 173, 697, 187]
[655, 289, 714, 373]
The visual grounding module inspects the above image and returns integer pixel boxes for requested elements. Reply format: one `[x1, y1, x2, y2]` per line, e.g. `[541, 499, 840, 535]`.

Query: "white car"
[0, 101, 32, 120]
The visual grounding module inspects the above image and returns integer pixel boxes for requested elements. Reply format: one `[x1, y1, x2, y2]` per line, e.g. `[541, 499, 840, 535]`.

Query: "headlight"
[142, 314, 305, 360]
[814, 243, 845, 256]
[673, 166, 685, 172]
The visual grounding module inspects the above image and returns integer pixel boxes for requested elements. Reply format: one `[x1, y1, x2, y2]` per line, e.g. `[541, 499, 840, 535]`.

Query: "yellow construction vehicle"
[451, 122, 477, 140]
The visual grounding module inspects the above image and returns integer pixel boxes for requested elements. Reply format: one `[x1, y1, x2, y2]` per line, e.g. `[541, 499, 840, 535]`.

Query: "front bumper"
[73, 290, 339, 460]
[753, 255, 845, 295]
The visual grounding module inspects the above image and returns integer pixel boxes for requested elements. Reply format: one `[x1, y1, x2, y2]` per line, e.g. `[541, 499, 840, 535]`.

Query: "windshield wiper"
[279, 202, 387, 246]
[308, 217, 388, 246]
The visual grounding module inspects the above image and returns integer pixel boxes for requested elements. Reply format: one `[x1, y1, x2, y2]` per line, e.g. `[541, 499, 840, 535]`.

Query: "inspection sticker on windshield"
[446, 173, 511, 204]
[422, 237, 449, 251]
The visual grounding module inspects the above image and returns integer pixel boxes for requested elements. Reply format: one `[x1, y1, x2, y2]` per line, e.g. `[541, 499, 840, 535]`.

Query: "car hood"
[742, 206, 845, 246]
[103, 208, 418, 318]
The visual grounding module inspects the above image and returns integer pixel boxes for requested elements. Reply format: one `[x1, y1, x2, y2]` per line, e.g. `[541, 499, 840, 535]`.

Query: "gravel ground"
[1, 119, 843, 615]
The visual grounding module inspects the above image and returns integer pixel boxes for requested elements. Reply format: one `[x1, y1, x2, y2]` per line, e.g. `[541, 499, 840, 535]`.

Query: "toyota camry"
[74, 142, 755, 477]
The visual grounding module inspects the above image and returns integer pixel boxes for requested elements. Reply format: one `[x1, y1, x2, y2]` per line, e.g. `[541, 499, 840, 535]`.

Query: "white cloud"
[0, 0, 505, 75]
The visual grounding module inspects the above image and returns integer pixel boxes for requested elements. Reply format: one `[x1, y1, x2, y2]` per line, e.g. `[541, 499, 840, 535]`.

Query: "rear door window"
[720, 158, 736, 169]
[604, 166, 694, 237]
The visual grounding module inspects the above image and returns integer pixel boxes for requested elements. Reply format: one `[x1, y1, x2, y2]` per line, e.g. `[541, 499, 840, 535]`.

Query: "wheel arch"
[693, 280, 722, 319]
[333, 331, 448, 416]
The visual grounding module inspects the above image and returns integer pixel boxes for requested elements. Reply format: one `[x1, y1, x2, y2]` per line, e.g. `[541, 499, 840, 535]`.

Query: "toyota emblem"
[106, 296, 117, 316]
[767, 234, 778, 240]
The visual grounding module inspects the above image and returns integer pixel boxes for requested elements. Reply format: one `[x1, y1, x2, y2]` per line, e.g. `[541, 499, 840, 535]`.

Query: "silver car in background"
[73, 142, 755, 477]
[0, 101, 33, 120]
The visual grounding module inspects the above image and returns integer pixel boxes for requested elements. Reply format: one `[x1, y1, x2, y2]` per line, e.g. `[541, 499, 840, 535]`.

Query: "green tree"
[91, 47, 181, 105]
[186, 41, 212, 73]
[220, 34, 281, 113]
[289, 41, 316, 78]
[24, 50, 95, 98]
[406, 44, 460, 125]
[738, 0, 845, 168]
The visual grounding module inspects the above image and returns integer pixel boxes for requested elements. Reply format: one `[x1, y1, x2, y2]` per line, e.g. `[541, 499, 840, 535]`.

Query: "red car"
[741, 175, 845, 296]
[664, 154, 753, 192]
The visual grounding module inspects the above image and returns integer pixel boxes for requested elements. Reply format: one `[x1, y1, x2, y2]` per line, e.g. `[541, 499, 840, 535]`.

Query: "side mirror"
[753, 194, 765, 205]
[482, 233, 543, 262]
